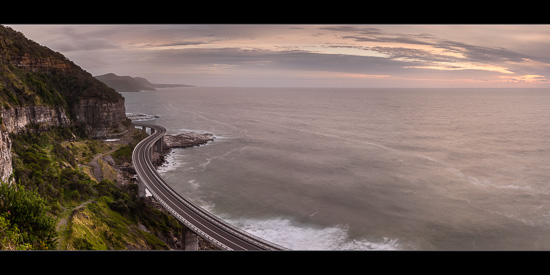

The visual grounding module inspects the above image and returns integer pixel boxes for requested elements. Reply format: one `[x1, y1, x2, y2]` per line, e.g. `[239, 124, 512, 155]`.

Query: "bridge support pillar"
[137, 177, 146, 198]
[141, 125, 146, 131]
[151, 128, 155, 135]
[155, 137, 163, 153]
[183, 228, 199, 250]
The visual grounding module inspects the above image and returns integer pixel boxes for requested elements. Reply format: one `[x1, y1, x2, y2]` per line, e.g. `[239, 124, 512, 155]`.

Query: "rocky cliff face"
[0, 105, 75, 183]
[0, 25, 131, 182]
[72, 98, 129, 139]
[0, 129, 12, 183]
[1, 105, 71, 133]
[9, 53, 73, 73]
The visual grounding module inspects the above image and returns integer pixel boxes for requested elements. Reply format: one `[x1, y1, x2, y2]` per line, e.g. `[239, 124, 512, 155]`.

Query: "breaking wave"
[126, 112, 160, 121]
[222, 216, 403, 250]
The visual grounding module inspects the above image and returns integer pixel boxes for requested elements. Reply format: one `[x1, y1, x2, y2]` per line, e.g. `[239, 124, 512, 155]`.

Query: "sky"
[7, 24, 550, 88]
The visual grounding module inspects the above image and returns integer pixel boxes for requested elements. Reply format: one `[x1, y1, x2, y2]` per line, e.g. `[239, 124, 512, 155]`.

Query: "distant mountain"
[94, 73, 194, 92]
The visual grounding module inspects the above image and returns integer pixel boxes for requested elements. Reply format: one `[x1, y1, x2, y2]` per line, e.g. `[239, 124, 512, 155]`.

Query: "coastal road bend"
[132, 122, 286, 251]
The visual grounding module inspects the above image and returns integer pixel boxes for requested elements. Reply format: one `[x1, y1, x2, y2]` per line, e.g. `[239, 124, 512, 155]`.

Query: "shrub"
[111, 145, 133, 165]
[0, 182, 57, 250]
[0, 215, 32, 250]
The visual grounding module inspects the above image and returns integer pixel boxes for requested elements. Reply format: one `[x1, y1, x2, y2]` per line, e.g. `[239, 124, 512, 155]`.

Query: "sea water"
[124, 87, 550, 250]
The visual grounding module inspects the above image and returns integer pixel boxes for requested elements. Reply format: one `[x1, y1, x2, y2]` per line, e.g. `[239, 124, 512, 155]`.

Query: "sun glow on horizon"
[9, 24, 550, 88]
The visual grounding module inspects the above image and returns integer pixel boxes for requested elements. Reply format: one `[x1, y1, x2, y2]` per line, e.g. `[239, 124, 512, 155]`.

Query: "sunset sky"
[8, 24, 550, 88]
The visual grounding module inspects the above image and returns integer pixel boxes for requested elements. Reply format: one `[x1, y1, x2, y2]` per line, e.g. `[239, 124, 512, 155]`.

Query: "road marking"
[132, 122, 285, 250]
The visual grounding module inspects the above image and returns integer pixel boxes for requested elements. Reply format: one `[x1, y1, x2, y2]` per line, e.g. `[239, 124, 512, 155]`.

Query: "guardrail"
[132, 122, 286, 251]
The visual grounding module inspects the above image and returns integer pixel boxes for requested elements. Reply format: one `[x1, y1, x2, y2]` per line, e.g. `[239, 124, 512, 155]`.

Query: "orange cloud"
[405, 61, 514, 74]
[499, 74, 549, 83]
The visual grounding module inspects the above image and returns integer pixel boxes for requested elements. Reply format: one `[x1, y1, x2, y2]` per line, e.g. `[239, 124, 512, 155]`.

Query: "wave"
[221, 216, 404, 250]
[175, 128, 212, 135]
[126, 112, 159, 121]
[188, 179, 201, 190]
[467, 176, 533, 191]
[156, 149, 182, 173]
[175, 128, 228, 142]
[193, 146, 247, 172]
[248, 118, 397, 153]
[166, 103, 249, 136]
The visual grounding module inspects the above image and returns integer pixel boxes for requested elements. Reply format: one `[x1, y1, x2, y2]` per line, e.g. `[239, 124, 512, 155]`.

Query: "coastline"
[128, 115, 220, 250]
[151, 131, 216, 168]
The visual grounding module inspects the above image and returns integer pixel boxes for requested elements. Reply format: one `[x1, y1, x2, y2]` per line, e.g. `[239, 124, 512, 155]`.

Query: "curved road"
[132, 122, 286, 251]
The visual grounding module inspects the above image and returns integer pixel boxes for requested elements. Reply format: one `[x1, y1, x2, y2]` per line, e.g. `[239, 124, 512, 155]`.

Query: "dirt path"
[56, 199, 95, 249]
[56, 199, 93, 229]
[89, 147, 118, 183]
[56, 146, 117, 249]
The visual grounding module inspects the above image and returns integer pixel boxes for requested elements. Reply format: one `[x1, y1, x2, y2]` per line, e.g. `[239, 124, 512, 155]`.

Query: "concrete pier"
[183, 229, 199, 250]
[137, 176, 146, 198]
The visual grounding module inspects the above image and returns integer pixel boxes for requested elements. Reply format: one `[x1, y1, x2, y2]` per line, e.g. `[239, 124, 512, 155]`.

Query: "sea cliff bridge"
[132, 122, 286, 251]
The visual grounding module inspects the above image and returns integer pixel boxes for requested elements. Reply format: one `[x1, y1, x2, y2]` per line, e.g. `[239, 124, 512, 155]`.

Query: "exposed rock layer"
[1, 105, 71, 133]
[163, 132, 215, 148]
[0, 25, 130, 182]
[0, 129, 12, 183]
[71, 99, 130, 139]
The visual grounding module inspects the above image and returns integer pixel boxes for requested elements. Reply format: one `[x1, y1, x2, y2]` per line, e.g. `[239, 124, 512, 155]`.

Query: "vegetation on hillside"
[0, 127, 185, 250]
[0, 182, 56, 250]
[0, 25, 194, 251]
[0, 25, 123, 112]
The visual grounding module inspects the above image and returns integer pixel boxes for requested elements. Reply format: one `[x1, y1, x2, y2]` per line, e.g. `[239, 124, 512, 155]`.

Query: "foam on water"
[175, 128, 213, 135]
[126, 112, 159, 121]
[156, 149, 182, 173]
[188, 179, 201, 190]
[125, 87, 550, 250]
[467, 176, 534, 191]
[222, 216, 403, 250]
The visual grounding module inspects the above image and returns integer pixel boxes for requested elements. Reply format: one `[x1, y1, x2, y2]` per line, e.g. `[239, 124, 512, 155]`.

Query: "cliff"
[94, 73, 156, 92]
[0, 25, 131, 182]
[0, 129, 11, 183]
[0, 105, 72, 182]
[1, 105, 71, 134]
[95, 73, 194, 93]
[0, 26, 213, 251]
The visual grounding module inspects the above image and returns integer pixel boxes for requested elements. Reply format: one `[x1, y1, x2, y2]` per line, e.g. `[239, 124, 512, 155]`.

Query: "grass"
[61, 139, 112, 166]
[64, 197, 169, 250]
[8, 126, 185, 250]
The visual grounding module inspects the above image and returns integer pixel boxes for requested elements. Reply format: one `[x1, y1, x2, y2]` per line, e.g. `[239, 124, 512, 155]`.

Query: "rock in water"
[163, 132, 215, 148]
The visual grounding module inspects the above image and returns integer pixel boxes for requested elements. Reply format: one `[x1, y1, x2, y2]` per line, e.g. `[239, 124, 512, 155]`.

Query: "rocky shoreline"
[163, 132, 215, 148]
[125, 115, 219, 249]
[126, 113, 160, 121]
[151, 131, 215, 168]
[147, 130, 219, 250]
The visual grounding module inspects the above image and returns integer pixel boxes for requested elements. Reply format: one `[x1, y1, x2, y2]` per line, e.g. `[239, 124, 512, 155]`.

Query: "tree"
[0, 182, 58, 249]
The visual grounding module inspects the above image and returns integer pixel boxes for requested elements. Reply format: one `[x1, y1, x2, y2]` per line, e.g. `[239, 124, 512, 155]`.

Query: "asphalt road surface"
[132, 122, 286, 251]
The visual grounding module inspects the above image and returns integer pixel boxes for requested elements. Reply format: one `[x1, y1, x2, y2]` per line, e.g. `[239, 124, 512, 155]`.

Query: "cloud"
[37, 26, 121, 52]
[433, 40, 529, 63]
[148, 47, 427, 77]
[320, 26, 384, 35]
[138, 41, 210, 49]
[324, 26, 436, 46]
[46, 37, 120, 52]
[367, 46, 453, 62]
[323, 25, 547, 75]
[499, 74, 549, 83]
[11, 24, 550, 87]
[343, 35, 434, 46]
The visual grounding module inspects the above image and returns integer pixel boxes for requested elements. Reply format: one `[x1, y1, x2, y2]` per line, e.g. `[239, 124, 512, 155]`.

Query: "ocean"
[123, 87, 550, 250]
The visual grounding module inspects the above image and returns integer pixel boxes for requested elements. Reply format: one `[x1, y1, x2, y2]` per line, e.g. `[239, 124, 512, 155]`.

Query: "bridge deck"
[132, 122, 286, 251]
